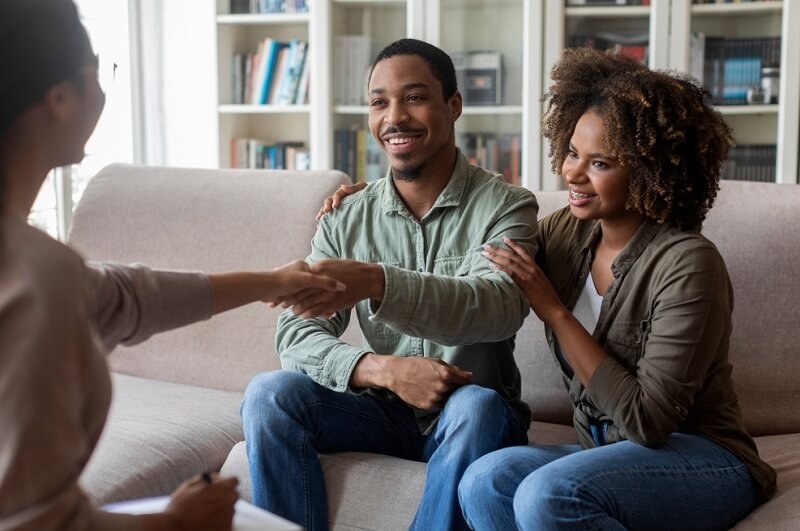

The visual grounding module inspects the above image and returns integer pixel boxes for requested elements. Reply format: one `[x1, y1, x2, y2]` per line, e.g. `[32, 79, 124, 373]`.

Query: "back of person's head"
[0, 0, 93, 137]
[370, 38, 458, 101]
[542, 47, 733, 231]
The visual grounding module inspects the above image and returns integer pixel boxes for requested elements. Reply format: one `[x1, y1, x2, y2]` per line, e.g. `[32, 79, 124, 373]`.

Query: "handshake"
[265, 258, 385, 319]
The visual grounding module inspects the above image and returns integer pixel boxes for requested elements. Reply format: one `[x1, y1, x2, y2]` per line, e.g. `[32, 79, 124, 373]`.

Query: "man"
[241, 38, 539, 530]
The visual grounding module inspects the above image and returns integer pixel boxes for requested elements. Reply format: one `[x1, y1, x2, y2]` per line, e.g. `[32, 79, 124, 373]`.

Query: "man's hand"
[352, 354, 473, 410]
[282, 259, 385, 318]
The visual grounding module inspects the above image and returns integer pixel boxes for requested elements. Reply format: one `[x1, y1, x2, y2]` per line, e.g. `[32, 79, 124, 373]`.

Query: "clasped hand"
[269, 259, 383, 318]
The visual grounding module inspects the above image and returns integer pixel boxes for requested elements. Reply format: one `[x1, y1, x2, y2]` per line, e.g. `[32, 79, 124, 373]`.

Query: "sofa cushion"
[80, 373, 243, 504]
[221, 441, 426, 531]
[220, 421, 578, 530]
[734, 433, 800, 529]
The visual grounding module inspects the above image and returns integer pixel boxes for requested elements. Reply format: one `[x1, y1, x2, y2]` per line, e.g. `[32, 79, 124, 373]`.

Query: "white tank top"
[573, 272, 603, 334]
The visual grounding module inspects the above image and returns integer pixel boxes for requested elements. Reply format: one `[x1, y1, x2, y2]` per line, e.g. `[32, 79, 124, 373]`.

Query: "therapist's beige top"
[0, 213, 213, 531]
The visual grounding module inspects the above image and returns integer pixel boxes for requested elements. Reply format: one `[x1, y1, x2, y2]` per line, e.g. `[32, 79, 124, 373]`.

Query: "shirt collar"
[578, 218, 664, 278]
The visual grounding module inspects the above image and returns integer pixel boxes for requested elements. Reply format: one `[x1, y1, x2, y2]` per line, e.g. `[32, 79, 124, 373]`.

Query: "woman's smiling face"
[561, 109, 637, 224]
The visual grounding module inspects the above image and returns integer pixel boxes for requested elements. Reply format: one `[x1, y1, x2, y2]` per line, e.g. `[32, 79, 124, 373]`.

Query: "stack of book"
[230, 138, 310, 170]
[333, 128, 387, 183]
[690, 35, 780, 105]
[723, 144, 777, 182]
[458, 132, 522, 186]
[567, 31, 649, 64]
[333, 35, 373, 106]
[230, 0, 308, 14]
[232, 38, 310, 105]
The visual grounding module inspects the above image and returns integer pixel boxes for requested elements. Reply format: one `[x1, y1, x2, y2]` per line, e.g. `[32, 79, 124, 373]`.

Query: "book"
[254, 39, 285, 105]
[267, 44, 291, 105]
[277, 39, 308, 105]
[104, 496, 301, 530]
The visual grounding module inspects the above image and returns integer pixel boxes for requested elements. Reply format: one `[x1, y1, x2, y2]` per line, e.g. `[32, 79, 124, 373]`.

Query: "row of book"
[692, 1, 776, 4]
[333, 128, 387, 184]
[232, 38, 309, 105]
[566, 1, 651, 5]
[230, 138, 310, 170]
[333, 35, 373, 106]
[691, 35, 780, 105]
[458, 132, 522, 186]
[722, 144, 777, 182]
[567, 33, 649, 64]
[229, 0, 308, 14]
[332, 128, 523, 186]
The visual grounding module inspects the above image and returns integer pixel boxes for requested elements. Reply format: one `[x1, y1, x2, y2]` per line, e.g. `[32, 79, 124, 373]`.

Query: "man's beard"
[391, 162, 423, 182]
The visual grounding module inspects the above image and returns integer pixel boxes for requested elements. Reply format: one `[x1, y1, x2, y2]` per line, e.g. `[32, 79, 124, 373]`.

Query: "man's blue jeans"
[458, 432, 761, 530]
[241, 370, 529, 531]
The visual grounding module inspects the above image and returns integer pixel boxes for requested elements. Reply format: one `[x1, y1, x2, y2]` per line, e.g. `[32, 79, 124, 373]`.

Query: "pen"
[201, 471, 212, 485]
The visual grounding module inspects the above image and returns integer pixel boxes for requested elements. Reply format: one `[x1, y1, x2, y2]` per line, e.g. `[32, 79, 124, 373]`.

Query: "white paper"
[104, 496, 302, 531]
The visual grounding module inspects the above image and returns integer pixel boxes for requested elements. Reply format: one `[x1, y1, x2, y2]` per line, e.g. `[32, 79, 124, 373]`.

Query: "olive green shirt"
[276, 151, 539, 432]
[540, 207, 776, 501]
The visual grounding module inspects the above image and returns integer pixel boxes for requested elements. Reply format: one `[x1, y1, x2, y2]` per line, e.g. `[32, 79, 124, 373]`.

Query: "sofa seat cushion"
[734, 433, 800, 529]
[221, 420, 577, 530]
[221, 441, 426, 531]
[81, 373, 244, 505]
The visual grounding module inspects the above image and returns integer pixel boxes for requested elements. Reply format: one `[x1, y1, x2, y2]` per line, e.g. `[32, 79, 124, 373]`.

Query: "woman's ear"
[41, 80, 79, 124]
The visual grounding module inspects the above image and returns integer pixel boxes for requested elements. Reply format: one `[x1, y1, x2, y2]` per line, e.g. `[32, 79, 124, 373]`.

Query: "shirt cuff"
[369, 264, 416, 328]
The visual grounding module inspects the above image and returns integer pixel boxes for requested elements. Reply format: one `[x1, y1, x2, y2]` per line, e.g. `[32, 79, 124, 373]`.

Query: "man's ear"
[41, 80, 78, 124]
[449, 90, 463, 121]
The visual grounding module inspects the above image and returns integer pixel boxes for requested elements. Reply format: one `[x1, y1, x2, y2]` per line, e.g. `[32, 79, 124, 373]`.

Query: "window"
[28, 0, 133, 240]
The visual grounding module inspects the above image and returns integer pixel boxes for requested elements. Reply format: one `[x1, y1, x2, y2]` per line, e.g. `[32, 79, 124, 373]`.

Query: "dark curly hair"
[542, 47, 733, 231]
[369, 38, 458, 101]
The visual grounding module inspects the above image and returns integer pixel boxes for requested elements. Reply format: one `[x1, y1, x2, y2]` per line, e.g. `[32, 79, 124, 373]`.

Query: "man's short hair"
[370, 38, 458, 101]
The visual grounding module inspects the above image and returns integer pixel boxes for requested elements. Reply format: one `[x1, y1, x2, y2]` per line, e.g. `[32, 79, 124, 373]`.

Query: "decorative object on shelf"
[760, 64, 779, 104]
[452, 51, 503, 105]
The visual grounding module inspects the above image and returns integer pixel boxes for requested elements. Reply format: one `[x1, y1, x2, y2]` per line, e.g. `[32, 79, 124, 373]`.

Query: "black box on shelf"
[453, 51, 503, 106]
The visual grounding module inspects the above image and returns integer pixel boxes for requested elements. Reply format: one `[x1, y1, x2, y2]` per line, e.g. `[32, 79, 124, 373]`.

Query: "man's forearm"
[350, 352, 390, 388]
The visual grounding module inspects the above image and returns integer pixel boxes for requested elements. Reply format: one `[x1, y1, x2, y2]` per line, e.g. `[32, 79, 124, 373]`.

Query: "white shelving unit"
[214, 1, 329, 169]
[210, 0, 799, 187]
[670, 0, 798, 185]
[541, 0, 798, 187]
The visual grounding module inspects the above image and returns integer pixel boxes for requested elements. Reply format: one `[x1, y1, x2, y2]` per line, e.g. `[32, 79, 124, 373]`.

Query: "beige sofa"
[70, 163, 800, 530]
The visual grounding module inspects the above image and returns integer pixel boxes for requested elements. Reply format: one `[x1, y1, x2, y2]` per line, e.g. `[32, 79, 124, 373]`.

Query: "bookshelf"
[328, 0, 544, 189]
[215, 0, 326, 170]
[210, 0, 799, 186]
[542, 0, 799, 186]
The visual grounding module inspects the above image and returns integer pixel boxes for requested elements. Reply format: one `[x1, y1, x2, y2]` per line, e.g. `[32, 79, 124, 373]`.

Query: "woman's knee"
[459, 451, 501, 501]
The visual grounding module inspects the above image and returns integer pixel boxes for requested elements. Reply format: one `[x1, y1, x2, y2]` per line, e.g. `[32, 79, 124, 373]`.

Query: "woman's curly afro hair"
[542, 47, 734, 231]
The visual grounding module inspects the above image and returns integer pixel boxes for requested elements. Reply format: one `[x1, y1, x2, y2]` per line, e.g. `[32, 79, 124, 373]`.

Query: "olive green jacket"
[539, 206, 776, 501]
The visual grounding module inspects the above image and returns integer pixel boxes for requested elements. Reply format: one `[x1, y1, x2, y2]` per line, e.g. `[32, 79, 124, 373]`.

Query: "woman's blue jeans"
[458, 432, 760, 531]
[241, 370, 529, 531]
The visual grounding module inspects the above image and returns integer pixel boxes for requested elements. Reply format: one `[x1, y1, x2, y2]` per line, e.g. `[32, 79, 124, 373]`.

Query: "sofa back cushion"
[69, 165, 800, 436]
[523, 181, 800, 436]
[69, 164, 350, 392]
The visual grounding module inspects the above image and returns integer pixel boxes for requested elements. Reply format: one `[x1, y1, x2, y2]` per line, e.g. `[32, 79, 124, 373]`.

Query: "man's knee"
[445, 385, 508, 424]
[241, 370, 313, 421]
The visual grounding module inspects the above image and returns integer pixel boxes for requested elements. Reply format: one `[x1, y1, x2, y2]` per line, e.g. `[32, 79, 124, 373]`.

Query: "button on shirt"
[276, 151, 540, 432]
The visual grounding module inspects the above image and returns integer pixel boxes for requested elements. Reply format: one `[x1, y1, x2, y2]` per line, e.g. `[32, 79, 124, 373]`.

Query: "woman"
[0, 1, 344, 529]
[458, 48, 776, 530]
